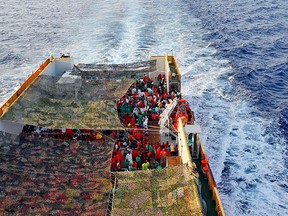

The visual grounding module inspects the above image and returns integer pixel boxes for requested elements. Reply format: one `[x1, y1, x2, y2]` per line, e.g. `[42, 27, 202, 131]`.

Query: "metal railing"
[0, 58, 51, 117]
[178, 117, 225, 216]
[199, 140, 226, 216]
[105, 173, 118, 216]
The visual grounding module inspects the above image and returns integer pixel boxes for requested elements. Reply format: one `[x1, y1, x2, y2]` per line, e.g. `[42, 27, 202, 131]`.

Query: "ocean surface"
[0, 0, 287, 215]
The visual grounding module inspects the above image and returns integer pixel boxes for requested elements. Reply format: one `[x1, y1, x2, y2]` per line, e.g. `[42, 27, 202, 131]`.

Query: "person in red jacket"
[160, 148, 167, 167]
[156, 146, 161, 162]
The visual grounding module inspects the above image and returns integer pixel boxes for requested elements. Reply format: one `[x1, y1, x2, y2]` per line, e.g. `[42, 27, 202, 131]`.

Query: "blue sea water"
[0, 0, 287, 215]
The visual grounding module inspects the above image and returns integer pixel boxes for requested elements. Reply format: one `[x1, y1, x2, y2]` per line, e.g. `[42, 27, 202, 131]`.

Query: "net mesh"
[0, 131, 113, 215]
[112, 166, 203, 216]
[0, 74, 134, 129]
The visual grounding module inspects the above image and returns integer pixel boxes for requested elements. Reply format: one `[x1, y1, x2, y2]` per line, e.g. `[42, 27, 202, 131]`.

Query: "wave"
[0, 0, 287, 215]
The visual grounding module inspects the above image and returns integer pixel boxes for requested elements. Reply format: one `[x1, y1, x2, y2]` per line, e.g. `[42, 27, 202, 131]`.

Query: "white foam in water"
[182, 44, 288, 214]
[1, 1, 287, 215]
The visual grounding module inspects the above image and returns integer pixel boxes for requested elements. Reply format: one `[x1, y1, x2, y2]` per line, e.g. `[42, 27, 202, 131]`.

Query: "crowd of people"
[111, 73, 180, 171]
[111, 138, 179, 171]
[116, 73, 181, 129]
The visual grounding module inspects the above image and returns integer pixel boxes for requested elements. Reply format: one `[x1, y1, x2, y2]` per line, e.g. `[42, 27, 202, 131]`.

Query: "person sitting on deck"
[129, 162, 137, 171]
[154, 160, 162, 169]
[125, 151, 132, 166]
[142, 160, 149, 170]
[95, 133, 102, 140]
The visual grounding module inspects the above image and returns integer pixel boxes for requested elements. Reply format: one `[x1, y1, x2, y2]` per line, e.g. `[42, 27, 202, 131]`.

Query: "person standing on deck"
[156, 146, 161, 162]
[170, 143, 175, 156]
[160, 148, 167, 167]
[143, 116, 148, 129]
[136, 154, 142, 169]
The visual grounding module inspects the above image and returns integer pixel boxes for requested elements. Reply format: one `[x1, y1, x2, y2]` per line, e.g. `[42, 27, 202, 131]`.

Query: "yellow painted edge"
[0, 58, 51, 118]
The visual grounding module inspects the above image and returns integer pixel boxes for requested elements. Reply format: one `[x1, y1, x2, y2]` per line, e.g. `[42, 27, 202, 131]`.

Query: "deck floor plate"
[193, 157, 218, 216]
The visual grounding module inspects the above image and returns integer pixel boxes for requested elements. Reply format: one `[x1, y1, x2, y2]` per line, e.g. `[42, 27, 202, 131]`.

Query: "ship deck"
[193, 157, 218, 216]
[112, 166, 202, 215]
[0, 75, 133, 129]
[0, 57, 222, 215]
[0, 60, 156, 130]
[0, 130, 114, 215]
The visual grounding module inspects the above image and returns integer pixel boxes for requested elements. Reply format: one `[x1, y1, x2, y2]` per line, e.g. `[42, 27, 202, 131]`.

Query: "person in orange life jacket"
[131, 161, 138, 169]
[132, 149, 138, 160]
[163, 92, 167, 100]
[112, 146, 118, 156]
[151, 113, 157, 120]
[112, 130, 117, 138]
[160, 148, 167, 167]
[133, 92, 138, 100]
[170, 91, 175, 100]
[143, 74, 147, 84]
[111, 156, 118, 171]
[150, 77, 154, 86]
[138, 99, 144, 108]
[135, 131, 143, 140]
[125, 115, 131, 125]
[137, 141, 141, 150]
[155, 142, 160, 149]
[117, 150, 123, 163]
[95, 132, 102, 140]
[129, 118, 135, 127]
[130, 97, 136, 105]
[164, 141, 168, 149]
[112, 154, 120, 171]
[116, 161, 121, 171]
[156, 146, 161, 161]
[147, 151, 152, 159]
[128, 133, 134, 142]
